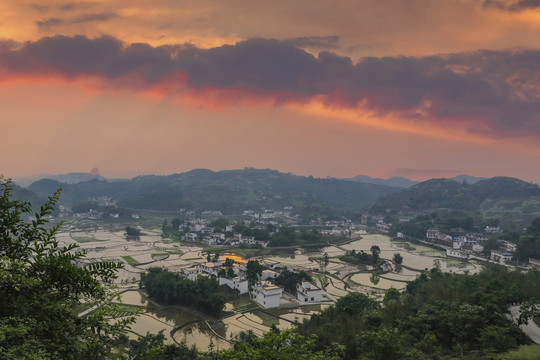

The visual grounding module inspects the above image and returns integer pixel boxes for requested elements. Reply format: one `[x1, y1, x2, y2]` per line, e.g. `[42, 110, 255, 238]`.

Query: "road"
[509, 305, 540, 344]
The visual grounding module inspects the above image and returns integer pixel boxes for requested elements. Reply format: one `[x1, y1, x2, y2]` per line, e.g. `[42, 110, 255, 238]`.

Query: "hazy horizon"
[2, 1, 540, 182]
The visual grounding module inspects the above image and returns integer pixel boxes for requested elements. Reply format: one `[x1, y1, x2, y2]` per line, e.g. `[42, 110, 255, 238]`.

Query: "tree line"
[140, 267, 226, 317]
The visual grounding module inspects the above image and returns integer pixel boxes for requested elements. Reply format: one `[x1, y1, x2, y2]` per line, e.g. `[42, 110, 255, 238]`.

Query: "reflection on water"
[350, 273, 407, 290]
[117, 233, 482, 350]
[121, 290, 148, 306]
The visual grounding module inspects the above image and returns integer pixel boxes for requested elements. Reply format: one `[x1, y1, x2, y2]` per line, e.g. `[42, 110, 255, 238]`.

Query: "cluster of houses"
[179, 258, 323, 309]
[424, 227, 518, 263]
[242, 208, 290, 219]
[180, 219, 274, 248]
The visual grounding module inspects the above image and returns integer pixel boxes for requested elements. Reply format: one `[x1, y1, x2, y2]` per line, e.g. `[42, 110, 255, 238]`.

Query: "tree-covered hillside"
[28, 168, 399, 215]
[370, 176, 540, 226]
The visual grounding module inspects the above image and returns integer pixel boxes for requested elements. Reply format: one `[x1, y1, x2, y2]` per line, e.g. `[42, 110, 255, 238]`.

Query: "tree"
[161, 219, 168, 234]
[171, 217, 183, 231]
[383, 287, 401, 304]
[224, 258, 235, 267]
[126, 226, 141, 238]
[274, 268, 312, 293]
[393, 252, 403, 265]
[370, 245, 381, 264]
[221, 328, 344, 360]
[334, 292, 378, 316]
[317, 252, 330, 272]
[246, 260, 263, 287]
[227, 267, 235, 278]
[0, 178, 131, 359]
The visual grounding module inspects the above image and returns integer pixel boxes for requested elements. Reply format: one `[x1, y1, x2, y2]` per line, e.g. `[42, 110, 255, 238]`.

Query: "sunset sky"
[2, 0, 540, 182]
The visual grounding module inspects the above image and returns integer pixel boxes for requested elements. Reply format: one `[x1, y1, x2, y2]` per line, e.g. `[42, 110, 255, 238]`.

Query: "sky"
[2, 0, 540, 182]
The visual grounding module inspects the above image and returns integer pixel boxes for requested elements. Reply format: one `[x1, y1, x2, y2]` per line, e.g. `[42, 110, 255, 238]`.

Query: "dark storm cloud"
[36, 12, 118, 30]
[57, 2, 97, 12]
[483, 0, 540, 11]
[71, 12, 117, 24]
[1, 35, 540, 137]
[36, 18, 65, 30]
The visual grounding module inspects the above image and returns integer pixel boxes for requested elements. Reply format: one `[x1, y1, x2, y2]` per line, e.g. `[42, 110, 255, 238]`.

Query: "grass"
[534, 316, 540, 327]
[122, 256, 139, 265]
[314, 274, 329, 287]
[498, 344, 540, 359]
[115, 303, 145, 313]
[73, 236, 103, 243]
[234, 303, 259, 312]
[184, 257, 203, 261]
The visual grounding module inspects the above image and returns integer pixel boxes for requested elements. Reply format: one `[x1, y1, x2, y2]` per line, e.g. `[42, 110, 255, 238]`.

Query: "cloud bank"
[1, 35, 540, 138]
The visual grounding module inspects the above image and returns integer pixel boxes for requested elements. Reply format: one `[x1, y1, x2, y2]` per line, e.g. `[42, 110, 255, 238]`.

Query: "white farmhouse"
[219, 276, 249, 294]
[446, 249, 469, 260]
[261, 269, 279, 280]
[182, 265, 201, 281]
[296, 281, 322, 303]
[251, 283, 283, 309]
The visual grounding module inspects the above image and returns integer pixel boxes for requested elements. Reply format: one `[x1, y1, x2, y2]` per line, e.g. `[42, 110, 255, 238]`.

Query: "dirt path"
[509, 305, 540, 344]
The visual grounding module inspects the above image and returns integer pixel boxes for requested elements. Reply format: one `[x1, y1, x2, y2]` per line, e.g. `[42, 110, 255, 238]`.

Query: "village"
[180, 256, 325, 309]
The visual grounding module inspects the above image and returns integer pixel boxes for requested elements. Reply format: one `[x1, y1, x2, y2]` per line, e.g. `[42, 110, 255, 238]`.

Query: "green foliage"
[393, 253, 403, 264]
[269, 227, 327, 247]
[496, 344, 540, 359]
[246, 260, 263, 286]
[335, 292, 379, 316]
[210, 218, 231, 232]
[383, 287, 401, 304]
[29, 168, 399, 216]
[125, 226, 141, 237]
[221, 328, 344, 360]
[342, 249, 377, 265]
[0, 178, 130, 359]
[140, 267, 226, 317]
[373, 177, 540, 226]
[274, 268, 312, 293]
[299, 265, 540, 359]
[516, 218, 540, 262]
[122, 331, 203, 360]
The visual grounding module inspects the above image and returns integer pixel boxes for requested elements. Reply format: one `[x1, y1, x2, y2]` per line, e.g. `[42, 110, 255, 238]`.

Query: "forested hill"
[28, 168, 400, 214]
[369, 176, 540, 220]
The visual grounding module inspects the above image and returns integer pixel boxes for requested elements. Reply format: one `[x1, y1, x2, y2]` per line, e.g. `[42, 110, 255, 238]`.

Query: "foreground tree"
[221, 329, 344, 360]
[0, 178, 130, 359]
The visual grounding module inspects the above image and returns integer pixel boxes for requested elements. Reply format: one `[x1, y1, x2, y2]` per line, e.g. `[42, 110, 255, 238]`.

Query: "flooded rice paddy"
[60, 227, 482, 350]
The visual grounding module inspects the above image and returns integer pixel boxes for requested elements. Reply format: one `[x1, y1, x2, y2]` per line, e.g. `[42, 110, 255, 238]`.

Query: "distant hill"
[347, 174, 485, 188]
[14, 172, 107, 187]
[28, 168, 401, 216]
[369, 176, 540, 225]
[451, 175, 485, 184]
[348, 175, 419, 188]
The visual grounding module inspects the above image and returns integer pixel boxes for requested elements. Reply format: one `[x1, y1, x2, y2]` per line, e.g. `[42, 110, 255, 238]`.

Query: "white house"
[472, 244, 484, 253]
[497, 240, 517, 252]
[219, 276, 249, 294]
[446, 249, 469, 260]
[296, 281, 322, 303]
[491, 250, 513, 263]
[260, 259, 281, 270]
[182, 265, 201, 281]
[261, 269, 279, 280]
[198, 262, 220, 276]
[426, 228, 439, 240]
[251, 283, 283, 309]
